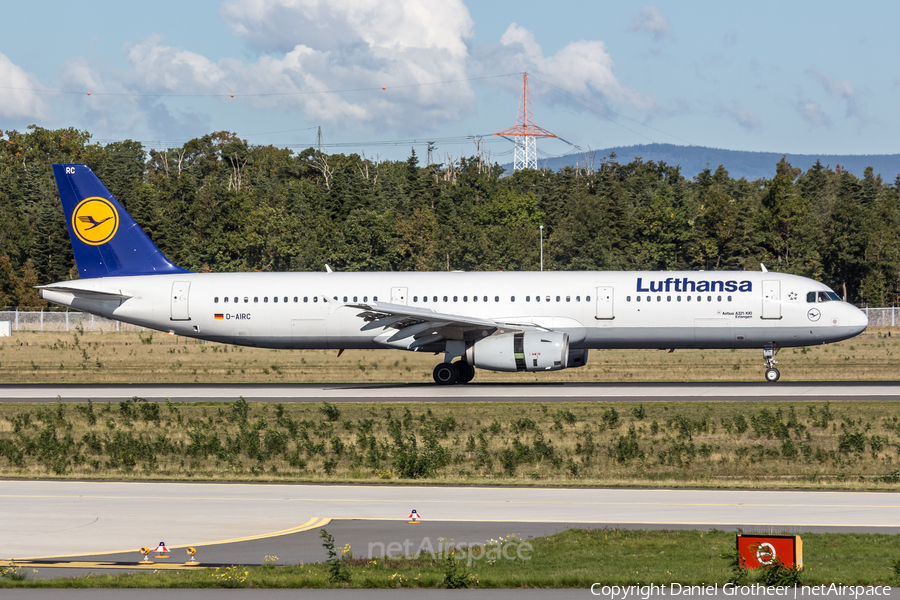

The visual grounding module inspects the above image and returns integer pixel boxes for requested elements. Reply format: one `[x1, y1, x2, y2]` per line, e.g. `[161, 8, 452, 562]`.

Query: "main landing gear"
[763, 346, 780, 382]
[432, 361, 476, 385]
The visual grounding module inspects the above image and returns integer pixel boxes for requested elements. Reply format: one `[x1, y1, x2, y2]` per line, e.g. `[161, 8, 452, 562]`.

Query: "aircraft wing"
[346, 300, 545, 348]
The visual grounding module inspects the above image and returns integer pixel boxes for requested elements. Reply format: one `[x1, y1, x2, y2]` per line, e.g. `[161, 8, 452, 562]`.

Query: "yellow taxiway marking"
[0, 560, 207, 571]
[16, 517, 330, 561]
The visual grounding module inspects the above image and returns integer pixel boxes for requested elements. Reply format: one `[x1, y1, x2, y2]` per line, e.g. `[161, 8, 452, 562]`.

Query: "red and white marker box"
[736, 534, 803, 569]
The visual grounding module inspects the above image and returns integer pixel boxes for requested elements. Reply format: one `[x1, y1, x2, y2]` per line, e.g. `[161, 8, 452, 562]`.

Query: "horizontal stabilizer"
[38, 285, 132, 301]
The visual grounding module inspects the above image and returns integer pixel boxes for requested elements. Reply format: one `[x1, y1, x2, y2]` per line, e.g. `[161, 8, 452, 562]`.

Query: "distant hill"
[508, 143, 900, 181]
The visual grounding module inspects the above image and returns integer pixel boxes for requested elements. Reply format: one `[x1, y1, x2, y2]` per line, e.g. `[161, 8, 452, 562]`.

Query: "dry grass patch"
[0, 327, 898, 383]
[1, 399, 900, 489]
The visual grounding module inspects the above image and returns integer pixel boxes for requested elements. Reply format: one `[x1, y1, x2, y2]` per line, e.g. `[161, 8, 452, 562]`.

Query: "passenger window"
[586, 296, 591, 301]
[526, 296, 531, 302]
[687, 296, 691, 302]
[511, 296, 516, 302]
[294, 297, 298, 303]
[464, 296, 469, 302]
[303, 297, 308, 302]
[283, 297, 287, 303]
[343, 296, 348, 302]
[363, 296, 368, 302]
[245, 297, 250, 303]
[313, 297, 318, 303]
[707, 296, 712, 302]
[637, 296, 641, 302]
[627, 296, 632, 302]
[727, 296, 732, 302]
[433, 296, 438, 302]
[373, 296, 378, 301]
[453, 296, 458, 302]
[717, 295, 722, 302]
[422, 296, 427, 303]
[255, 297, 260, 303]
[472, 296, 476, 302]
[546, 296, 550, 302]
[214, 297, 219, 303]
[677, 296, 681, 302]
[646, 296, 651, 302]
[495, 296, 499, 302]
[413, 296, 418, 302]
[667, 296, 671, 302]
[224, 297, 229, 303]
[697, 296, 701, 302]
[657, 296, 661, 302]
[483, 296, 488, 302]
[273, 297, 278, 303]
[443, 296, 448, 302]
[566, 296, 570, 302]
[576, 296, 581, 302]
[536, 296, 541, 302]
[353, 296, 358, 302]
[556, 296, 561, 302]
[264, 297, 268, 303]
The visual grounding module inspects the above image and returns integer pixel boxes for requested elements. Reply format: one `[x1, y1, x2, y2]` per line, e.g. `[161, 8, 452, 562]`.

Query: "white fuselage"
[39, 270, 868, 351]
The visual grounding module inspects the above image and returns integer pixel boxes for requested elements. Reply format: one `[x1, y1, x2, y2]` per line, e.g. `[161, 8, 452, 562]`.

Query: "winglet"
[52, 164, 189, 279]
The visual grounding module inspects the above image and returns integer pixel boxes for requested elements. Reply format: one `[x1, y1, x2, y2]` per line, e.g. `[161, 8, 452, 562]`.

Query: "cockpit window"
[807, 291, 842, 302]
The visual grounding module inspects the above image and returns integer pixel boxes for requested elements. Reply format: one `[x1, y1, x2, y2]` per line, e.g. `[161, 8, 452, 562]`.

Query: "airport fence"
[0, 307, 897, 335]
[0, 309, 146, 334]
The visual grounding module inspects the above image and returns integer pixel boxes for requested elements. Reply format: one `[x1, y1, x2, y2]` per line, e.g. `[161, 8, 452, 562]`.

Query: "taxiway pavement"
[1, 381, 899, 403]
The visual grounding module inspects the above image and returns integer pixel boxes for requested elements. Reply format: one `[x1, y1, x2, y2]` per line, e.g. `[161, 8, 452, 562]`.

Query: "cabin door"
[595, 286, 614, 320]
[761, 280, 781, 319]
[171, 281, 191, 321]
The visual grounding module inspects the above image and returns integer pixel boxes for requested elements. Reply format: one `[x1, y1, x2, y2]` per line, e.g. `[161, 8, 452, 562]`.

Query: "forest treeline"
[1, 125, 898, 307]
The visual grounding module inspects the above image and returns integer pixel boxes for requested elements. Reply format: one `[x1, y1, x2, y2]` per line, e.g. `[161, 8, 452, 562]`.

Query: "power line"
[0, 72, 520, 99]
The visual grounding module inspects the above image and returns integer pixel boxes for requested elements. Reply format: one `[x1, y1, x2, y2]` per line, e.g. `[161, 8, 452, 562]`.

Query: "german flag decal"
[214, 314, 224, 320]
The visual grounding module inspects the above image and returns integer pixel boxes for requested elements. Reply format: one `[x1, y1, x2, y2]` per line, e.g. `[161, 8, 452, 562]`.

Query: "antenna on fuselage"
[325, 264, 333, 273]
[760, 264, 768, 273]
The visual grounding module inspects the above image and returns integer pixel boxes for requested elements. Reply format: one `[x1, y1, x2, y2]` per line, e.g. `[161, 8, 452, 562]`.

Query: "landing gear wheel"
[455, 361, 475, 384]
[765, 368, 780, 382]
[433, 363, 459, 385]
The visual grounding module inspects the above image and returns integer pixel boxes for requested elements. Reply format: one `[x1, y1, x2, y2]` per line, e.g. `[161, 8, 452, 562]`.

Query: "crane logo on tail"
[72, 197, 119, 245]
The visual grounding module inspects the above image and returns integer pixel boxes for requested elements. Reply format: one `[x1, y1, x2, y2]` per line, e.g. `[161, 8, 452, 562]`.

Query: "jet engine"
[465, 331, 572, 372]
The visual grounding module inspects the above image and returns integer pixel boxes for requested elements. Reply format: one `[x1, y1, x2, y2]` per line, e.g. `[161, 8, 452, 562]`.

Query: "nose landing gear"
[763, 346, 780, 382]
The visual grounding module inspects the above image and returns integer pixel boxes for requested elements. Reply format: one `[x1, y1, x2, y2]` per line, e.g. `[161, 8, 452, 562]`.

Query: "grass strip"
[2, 398, 900, 489]
[0, 327, 898, 383]
[2, 529, 899, 588]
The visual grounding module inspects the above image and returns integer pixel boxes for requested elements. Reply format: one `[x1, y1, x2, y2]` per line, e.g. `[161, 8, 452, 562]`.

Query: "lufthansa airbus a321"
[39, 164, 869, 384]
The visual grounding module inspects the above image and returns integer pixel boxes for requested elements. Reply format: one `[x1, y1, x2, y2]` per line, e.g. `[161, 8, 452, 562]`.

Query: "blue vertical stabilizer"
[52, 164, 189, 278]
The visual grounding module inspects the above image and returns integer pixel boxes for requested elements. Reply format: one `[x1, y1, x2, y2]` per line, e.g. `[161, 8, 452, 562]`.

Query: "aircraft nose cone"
[849, 305, 869, 332]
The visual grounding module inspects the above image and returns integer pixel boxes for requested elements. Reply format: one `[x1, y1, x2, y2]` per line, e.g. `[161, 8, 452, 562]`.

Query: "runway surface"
[1, 381, 899, 402]
[5, 480, 900, 560]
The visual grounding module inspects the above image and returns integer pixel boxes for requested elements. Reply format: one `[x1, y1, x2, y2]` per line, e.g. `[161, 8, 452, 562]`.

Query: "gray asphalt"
[6, 480, 900, 559]
[1, 381, 899, 402]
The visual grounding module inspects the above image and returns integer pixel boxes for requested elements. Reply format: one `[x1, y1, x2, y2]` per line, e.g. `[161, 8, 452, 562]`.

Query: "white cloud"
[717, 102, 760, 132]
[628, 7, 670, 41]
[809, 68, 863, 120]
[0, 53, 51, 122]
[474, 23, 658, 116]
[116, 0, 478, 132]
[796, 100, 831, 129]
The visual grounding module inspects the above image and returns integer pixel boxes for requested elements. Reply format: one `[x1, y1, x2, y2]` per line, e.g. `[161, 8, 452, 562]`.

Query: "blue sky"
[2, 1, 898, 163]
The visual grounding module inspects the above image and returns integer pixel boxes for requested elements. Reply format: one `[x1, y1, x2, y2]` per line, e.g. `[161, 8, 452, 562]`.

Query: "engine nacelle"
[567, 348, 589, 368]
[466, 331, 569, 372]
